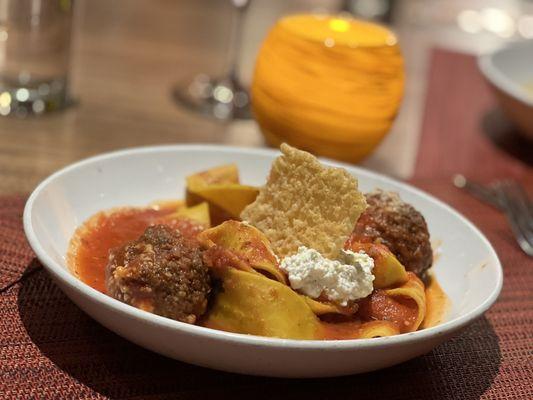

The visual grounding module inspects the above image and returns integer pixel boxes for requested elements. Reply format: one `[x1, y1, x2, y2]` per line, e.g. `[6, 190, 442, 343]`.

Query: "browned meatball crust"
[106, 224, 211, 323]
[351, 190, 433, 277]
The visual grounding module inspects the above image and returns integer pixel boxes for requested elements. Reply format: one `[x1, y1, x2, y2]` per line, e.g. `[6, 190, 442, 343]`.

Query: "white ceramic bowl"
[23, 145, 502, 378]
[478, 39, 533, 140]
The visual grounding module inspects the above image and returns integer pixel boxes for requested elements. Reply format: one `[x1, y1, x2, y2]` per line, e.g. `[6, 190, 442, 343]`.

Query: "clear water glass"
[0, 0, 73, 117]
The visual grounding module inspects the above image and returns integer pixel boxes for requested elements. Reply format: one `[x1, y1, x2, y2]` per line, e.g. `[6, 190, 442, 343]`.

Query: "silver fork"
[492, 180, 533, 256]
[453, 175, 533, 257]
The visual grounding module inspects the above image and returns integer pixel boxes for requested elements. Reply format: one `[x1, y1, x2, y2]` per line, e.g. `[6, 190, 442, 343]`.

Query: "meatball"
[351, 190, 432, 277]
[106, 224, 211, 323]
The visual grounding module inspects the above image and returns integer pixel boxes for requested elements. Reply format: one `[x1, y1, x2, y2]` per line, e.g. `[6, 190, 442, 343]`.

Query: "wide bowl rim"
[478, 39, 533, 108]
[23, 144, 503, 350]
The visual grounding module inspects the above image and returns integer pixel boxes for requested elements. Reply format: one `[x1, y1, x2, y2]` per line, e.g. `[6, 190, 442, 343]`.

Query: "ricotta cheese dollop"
[280, 246, 374, 306]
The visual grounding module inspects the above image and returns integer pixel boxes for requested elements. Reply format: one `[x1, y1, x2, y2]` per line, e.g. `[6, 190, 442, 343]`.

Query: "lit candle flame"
[329, 18, 350, 33]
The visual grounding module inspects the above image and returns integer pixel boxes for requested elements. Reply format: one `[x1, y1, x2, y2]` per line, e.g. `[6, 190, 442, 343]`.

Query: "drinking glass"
[0, 0, 73, 117]
[173, 0, 251, 120]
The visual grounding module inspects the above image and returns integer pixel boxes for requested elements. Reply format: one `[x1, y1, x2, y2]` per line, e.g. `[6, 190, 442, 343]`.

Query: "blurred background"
[1, 0, 533, 194]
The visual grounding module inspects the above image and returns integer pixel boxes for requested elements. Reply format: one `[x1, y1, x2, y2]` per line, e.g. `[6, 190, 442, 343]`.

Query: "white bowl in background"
[23, 145, 503, 378]
[478, 39, 533, 140]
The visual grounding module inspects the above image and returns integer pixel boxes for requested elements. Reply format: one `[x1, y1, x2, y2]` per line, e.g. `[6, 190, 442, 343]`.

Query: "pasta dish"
[67, 144, 448, 340]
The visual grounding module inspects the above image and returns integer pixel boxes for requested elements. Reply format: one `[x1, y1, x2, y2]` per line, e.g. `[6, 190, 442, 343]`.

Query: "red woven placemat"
[414, 49, 532, 181]
[0, 195, 37, 292]
[1, 49, 532, 399]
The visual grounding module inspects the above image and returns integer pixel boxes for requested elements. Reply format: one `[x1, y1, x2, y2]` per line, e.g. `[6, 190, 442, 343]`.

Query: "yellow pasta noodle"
[186, 164, 259, 224]
[198, 220, 287, 284]
[203, 268, 320, 339]
[383, 273, 426, 332]
[358, 272, 426, 333]
[357, 320, 400, 339]
[345, 242, 408, 289]
[303, 296, 358, 316]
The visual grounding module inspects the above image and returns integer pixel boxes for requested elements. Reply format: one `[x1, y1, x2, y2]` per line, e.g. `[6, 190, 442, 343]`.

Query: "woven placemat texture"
[415, 49, 532, 181]
[1, 49, 532, 399]
[0, 195, 37, 292]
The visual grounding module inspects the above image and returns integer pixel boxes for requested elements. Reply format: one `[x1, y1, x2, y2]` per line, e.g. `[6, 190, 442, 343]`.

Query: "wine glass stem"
[224, 0, 251, 83]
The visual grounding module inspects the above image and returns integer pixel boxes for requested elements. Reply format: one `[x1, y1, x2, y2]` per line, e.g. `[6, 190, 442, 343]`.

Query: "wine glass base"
[173, 74, 251, 120]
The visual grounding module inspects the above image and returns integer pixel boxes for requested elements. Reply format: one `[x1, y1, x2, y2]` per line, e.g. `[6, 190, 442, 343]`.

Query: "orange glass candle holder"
[252, 14, 404, 163]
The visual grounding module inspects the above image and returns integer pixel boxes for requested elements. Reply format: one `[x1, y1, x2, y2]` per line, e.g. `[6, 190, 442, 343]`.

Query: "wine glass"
[173, 0, 251, 120]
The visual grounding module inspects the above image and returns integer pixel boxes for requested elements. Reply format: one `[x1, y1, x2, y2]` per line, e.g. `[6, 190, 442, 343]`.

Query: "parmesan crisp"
[240, 144, 366, 259]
